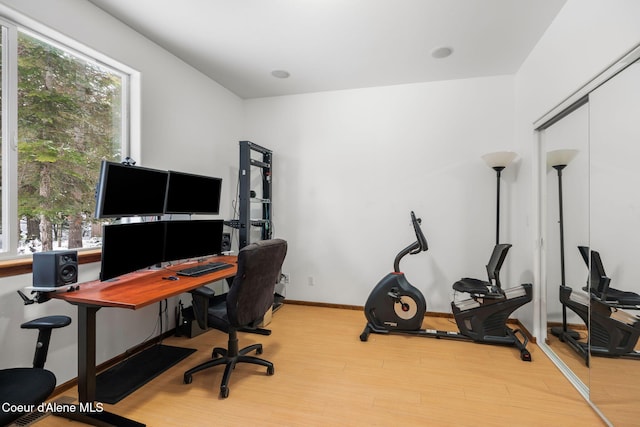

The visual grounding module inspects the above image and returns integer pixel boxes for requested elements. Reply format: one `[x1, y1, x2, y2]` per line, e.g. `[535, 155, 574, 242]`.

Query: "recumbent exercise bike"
[554, 246, 640, 366]
[360, 211, 532, 361]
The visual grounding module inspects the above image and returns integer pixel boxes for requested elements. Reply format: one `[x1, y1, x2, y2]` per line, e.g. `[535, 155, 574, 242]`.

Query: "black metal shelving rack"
[235, 140, 272, 249]
[227, 141, 284, 313]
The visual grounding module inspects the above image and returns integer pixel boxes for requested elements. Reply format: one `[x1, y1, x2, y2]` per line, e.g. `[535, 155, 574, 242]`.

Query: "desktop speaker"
[32, 250, 78, 288]
[221, 233, 231, 252]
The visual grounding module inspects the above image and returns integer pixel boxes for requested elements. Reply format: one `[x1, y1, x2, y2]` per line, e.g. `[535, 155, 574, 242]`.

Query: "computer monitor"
[163, 219, 224, 263]
[100, 221, 165, 281]
[164, 170, 222, 215]
[95, 160, 169, 218]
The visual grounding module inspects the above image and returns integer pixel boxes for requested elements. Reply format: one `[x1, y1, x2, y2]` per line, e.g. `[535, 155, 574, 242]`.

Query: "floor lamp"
[482, 151, 517, 245]
[547, 148, 580, 339]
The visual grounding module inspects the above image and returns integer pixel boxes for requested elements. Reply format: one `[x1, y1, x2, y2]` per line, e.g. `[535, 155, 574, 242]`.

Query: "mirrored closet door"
[588, 58, 640, 427]
[537, 47, 640, 426]
[541, 104, 590, 389]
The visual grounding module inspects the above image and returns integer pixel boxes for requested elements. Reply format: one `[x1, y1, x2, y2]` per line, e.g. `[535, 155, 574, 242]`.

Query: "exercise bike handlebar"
[393, 211, 429, 272]
[410, 211, 429, 253]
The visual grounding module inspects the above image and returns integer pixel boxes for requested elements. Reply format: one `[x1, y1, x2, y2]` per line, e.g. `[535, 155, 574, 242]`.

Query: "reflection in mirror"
[542, 105, 590, 388]
[588, 58, 640, 427]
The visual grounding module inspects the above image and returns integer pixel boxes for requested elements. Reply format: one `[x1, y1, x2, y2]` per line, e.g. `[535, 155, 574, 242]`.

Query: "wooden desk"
[52, 255, 237, 408]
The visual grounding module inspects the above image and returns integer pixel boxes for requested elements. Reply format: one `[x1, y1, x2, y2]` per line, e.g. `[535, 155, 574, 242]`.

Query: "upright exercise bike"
[360, 211, 532, 361]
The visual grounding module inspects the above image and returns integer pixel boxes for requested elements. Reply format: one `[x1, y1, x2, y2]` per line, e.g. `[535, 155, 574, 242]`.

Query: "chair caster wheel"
[184, 374, 192, 384]
[220, 386, 229, 398]
[267, 366, 274, 376]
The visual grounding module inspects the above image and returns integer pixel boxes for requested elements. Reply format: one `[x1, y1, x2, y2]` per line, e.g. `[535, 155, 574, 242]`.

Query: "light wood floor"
[38, 304, 606, 427]
[546, 325, 590, 385]
[547, 324, 640, 427]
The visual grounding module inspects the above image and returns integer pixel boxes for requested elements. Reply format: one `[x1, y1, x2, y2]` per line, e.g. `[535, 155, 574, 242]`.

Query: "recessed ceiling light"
[271, 70, 290, 79]
[431, 46, 453, 59]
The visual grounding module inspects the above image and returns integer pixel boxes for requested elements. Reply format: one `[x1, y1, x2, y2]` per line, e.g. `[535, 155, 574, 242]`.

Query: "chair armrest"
[191, 286, 215, 299]
[21, 315, 71, 369]
[190, 287, 215, 330]
[21, 315, 71, 330]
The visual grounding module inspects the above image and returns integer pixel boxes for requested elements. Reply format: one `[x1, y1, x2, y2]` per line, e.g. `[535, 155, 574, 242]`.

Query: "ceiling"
[88, 0, 566, 99]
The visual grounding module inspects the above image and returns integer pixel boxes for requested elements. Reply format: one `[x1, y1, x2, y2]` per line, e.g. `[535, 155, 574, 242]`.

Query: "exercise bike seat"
[452, 244, 511, 298]
[600, 288, 640, 306]
[453, 278, 503, 298]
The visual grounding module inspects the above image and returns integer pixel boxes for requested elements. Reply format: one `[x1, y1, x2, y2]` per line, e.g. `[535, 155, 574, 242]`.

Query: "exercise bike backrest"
[393, 211, 429, 273]
[578, 246, 612, 297]
[485, 243, 511, 289]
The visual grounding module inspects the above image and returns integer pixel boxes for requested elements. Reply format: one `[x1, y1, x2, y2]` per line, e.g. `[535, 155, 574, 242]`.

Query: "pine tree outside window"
[0, 19, 131, 257]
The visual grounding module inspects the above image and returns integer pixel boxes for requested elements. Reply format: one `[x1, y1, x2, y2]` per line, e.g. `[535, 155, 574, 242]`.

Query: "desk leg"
[72, 304, 146, 427]
[78, 304, 99, 403]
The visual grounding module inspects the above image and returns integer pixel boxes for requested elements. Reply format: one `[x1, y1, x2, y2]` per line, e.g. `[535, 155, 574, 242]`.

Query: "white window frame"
[0, 10, 141, 259]
[1, 17, 19, 257]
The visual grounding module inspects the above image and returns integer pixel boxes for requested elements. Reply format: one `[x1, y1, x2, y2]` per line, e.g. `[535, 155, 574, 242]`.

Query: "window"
[0, 19, 130, 257]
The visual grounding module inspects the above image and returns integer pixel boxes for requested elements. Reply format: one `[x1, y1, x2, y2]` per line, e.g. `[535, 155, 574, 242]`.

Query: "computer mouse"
[163, 276, 179, 281]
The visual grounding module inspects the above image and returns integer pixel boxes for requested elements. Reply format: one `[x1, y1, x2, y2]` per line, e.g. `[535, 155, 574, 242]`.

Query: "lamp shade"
[481, 151, 517, 169]
[547, 149, 579, 168]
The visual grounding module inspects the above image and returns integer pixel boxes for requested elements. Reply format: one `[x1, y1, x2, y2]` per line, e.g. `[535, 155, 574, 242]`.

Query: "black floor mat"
[96, 344, 196, 404]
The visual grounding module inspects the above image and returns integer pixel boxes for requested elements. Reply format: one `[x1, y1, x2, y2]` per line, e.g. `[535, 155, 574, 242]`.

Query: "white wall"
[0, 0, 243, 383]
[244, 76, 518, 311]
[513, 0, 640, 336]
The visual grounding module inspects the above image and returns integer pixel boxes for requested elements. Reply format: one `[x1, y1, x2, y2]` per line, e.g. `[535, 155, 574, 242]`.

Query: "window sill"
[0, 249, 101, 278]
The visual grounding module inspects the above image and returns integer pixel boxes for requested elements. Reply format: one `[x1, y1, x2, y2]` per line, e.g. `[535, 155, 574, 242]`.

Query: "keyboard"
[176, 262, 233, 277]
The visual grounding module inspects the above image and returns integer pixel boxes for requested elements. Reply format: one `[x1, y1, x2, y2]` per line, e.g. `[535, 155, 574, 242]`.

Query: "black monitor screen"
[95, 161, 169, 218]
[163, 220, 224, 262]
[164, 170, 222, 214]
[100, 221, 165, 281]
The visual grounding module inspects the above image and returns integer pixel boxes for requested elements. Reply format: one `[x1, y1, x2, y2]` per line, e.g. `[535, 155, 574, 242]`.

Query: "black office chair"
[183, 238, 287, 398]
[0, 315, 71, 426]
